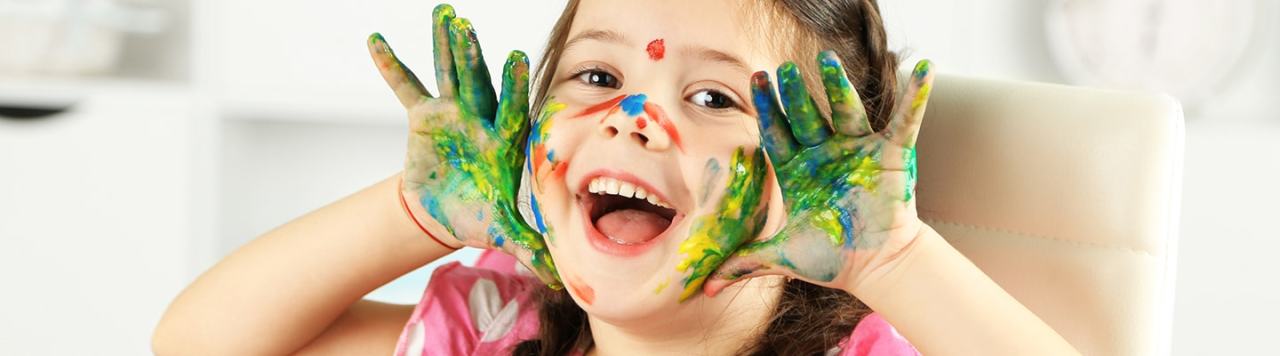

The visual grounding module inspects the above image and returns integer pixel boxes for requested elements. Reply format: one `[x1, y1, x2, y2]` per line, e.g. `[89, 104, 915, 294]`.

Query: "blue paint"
[620, 94, 647, 116]
[546, 149, 556, 162]
[838, 207, 855, 249]
[530, 192, 548, 234]
[420, 194, 456, 237]
[494, 235, 505, 247]
[476, 210, 485, 221]
[524, 140, 534, 174]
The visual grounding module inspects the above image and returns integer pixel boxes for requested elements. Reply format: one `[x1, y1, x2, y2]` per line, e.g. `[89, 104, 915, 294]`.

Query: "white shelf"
[0, 75, 188, 108]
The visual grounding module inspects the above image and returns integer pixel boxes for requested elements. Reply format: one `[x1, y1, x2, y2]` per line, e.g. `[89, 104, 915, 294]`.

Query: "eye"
[687, 89, 738, 110]
[575, 69, 620, 89]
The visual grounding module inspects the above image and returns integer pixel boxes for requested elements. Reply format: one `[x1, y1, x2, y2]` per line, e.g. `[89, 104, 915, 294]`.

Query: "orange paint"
[568, 275, 595, 305]
[635, 117, 647, 129]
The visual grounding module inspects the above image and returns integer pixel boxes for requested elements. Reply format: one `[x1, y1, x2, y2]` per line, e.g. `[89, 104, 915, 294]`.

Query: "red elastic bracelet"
[398, 177, 459, 250]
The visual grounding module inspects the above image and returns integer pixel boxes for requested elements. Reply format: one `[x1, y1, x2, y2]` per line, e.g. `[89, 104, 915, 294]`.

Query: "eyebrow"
[564, 29, 633, 50]
[680, 45, 752, 75]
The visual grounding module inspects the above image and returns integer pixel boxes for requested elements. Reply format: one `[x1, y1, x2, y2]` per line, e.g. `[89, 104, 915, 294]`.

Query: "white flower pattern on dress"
[468, 278, 521, 342]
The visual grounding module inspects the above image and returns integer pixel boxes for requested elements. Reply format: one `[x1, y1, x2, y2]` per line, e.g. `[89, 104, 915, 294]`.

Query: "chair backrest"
[915, 75, 1183, 355]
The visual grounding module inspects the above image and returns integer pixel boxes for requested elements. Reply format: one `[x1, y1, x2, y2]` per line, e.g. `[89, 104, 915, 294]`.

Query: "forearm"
[852, 225, 1079, 355]
[153, 173, 455, 355]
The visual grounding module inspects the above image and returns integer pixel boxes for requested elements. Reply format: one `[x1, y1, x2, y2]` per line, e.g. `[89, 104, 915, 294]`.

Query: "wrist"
[397, 174, 463, 249]
[843, 221, 936, 300]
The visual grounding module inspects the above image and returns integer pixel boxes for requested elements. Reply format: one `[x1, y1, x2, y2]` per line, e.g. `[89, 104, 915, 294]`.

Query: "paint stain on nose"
[635, 117, 647, 129]
[646, 39, 665, 61]
[620, 94, 647, 116]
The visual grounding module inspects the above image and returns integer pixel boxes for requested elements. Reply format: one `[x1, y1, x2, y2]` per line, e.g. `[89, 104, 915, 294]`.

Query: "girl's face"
[523, 0, 789, 323]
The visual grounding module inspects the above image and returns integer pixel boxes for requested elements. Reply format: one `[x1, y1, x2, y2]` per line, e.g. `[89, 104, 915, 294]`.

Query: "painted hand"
[367, 4, 559, 287]
[702, 52, 936, 296]
[673, 147, 769, 301]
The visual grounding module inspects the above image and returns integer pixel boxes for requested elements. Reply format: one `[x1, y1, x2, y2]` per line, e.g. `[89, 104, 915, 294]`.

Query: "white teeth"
[587, 177, 670, 209]
[605, 179, 620, 195]
[618, 182, 636, 198]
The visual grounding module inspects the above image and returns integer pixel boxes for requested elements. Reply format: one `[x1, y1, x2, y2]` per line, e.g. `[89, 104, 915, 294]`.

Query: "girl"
[153, 0, 1081, 355]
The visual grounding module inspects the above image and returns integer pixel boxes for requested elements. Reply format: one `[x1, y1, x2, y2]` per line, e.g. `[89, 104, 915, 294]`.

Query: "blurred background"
[0, 0, 1275, 354]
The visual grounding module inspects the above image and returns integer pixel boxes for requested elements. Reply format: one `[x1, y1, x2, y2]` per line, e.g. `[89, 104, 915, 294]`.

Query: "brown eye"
[576, 70, 620, 89]
[688, 89, 737, 110]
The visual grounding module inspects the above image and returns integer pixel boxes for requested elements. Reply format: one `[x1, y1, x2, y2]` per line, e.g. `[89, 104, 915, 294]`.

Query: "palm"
[704, 53, 935, 294]
[367, 4, 558, 287]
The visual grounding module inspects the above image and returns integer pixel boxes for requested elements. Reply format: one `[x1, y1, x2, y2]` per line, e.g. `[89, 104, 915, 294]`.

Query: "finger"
[676, 147, 769, 301]
[777, 61, 832, 146]
[505, 227, 564, 289]
[431, 4, 458, 98]
[884, 60, 935, 148]
[818, 50, 872, 137]
[367, 33, 431, 108]
[449, 17, 500, 121]
[496, 50, 531, 143]
[751, 71, 801, 164]
[702, 241, 790, 298]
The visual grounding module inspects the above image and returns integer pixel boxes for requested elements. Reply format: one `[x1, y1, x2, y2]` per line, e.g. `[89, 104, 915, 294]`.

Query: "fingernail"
[432, 3, 455, 20]
[817, 50, 840, 67]
[450, 17, 476, 45]
[913, 60, 932, 80]
[507, 50, 528, 65]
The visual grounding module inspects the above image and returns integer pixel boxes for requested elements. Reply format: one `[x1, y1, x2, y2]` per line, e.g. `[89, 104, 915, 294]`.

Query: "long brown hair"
[516, 0, 899, 354]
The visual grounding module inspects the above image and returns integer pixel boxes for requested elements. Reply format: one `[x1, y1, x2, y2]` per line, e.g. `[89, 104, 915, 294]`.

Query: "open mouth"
[578, 173, 681, 255]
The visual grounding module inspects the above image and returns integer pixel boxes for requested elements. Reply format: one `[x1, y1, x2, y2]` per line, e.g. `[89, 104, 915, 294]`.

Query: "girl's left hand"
[702, 52, 936, 297]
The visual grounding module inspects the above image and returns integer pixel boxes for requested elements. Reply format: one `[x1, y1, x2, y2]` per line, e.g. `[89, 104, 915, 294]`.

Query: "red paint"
[646, 39, 665, 61]
[573, 94, 685, 151]
[643, 104, 684, 151]
[569, 275, 595, 305]
[574, 95, 627, 118]
[552, 160, 569, 179]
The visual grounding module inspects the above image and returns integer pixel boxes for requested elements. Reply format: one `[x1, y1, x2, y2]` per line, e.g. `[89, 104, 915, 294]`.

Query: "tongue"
[596, 209, 670, 244]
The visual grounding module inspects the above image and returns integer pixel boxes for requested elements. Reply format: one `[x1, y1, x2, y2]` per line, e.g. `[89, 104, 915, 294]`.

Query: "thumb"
[702, 245, 791, 298]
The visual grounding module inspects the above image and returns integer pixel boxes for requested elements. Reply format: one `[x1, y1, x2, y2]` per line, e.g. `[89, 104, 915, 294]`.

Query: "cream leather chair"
[914, 75, 1183, 356]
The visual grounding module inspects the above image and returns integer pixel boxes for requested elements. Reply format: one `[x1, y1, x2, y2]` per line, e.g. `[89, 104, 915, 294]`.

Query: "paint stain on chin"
[568, 275, 596, 305]
[646, 39, 665, 61]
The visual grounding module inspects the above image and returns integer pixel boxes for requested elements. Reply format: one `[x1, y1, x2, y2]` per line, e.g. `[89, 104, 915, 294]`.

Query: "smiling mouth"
[578, 173, 681, 255]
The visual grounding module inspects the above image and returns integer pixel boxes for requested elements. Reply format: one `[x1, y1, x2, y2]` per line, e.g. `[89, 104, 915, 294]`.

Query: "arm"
[152, 173, 455, 355]
[852, 225, 1078, 355]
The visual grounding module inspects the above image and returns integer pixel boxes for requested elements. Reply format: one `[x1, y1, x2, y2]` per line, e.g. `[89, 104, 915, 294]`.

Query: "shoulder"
[836, 312, 920, 356]
[393, 262, 543, 356]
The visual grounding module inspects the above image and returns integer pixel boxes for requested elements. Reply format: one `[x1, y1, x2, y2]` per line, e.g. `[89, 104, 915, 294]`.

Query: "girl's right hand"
[366, 4, 560, 288]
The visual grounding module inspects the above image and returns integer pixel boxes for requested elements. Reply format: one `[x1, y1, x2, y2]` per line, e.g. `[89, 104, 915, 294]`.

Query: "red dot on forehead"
[646, 39, 665, 61]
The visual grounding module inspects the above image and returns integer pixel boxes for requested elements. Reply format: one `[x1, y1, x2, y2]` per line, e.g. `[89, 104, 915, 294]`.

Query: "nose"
[598, 94, 675, 152]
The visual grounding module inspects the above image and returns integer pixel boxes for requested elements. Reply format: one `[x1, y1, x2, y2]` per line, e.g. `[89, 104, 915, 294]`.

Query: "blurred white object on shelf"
[1045, 0, 1257, 109]
[0, 0, 166, 75]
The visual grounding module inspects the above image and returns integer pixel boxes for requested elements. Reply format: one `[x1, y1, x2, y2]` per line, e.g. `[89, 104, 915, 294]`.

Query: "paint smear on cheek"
[646, 39, 665, 61]
[699, 158, 721, 204]
[568, 274, 596, 305]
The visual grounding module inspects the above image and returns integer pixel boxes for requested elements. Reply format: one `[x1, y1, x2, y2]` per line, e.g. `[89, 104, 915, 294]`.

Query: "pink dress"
[393, 251, 919, 355]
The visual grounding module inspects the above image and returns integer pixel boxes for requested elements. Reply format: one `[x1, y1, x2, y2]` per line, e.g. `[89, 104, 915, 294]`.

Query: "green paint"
[777, 61, 830, 146]
[449, 17, 498, 120]
[720, 54, 938, 286]
[818, 50, 871, 136]
[374, 9, 560, 288]
[903, 146, 917, 201]
[676, 147, 767, 301]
